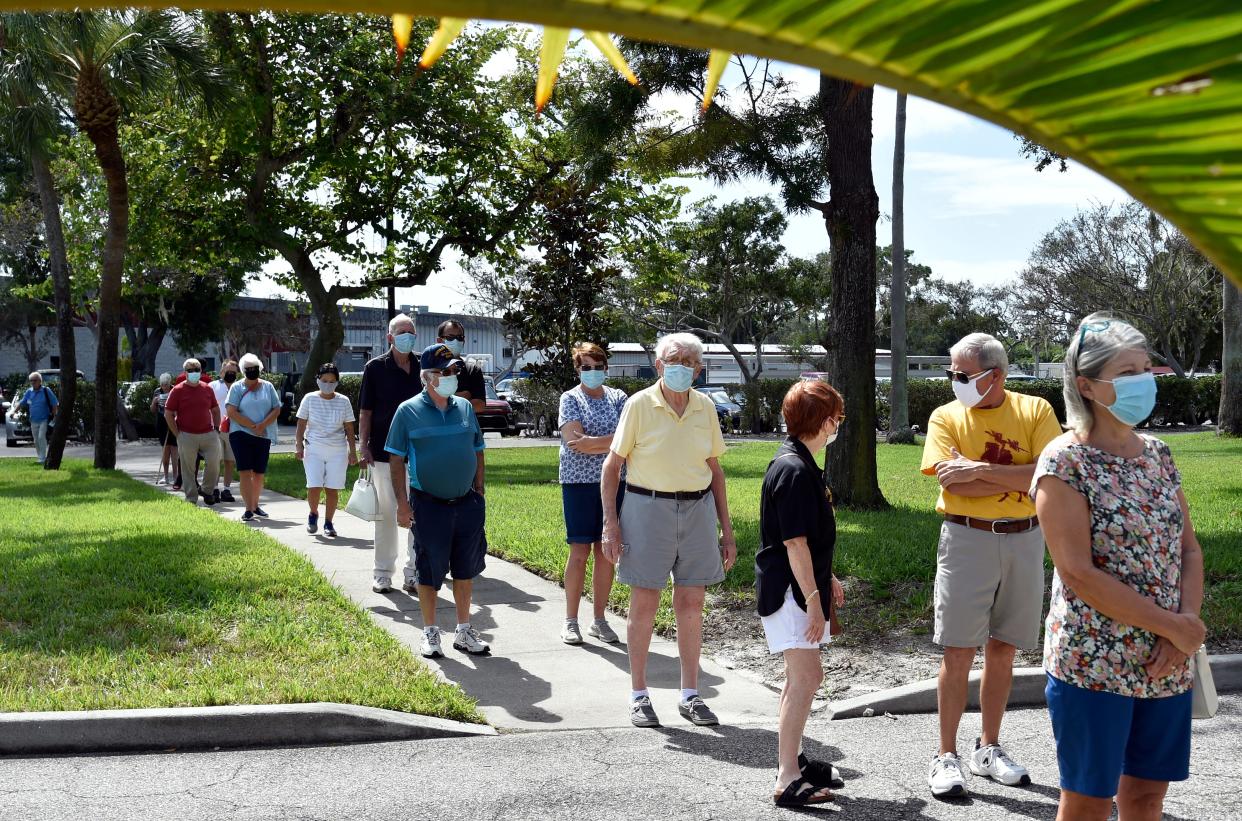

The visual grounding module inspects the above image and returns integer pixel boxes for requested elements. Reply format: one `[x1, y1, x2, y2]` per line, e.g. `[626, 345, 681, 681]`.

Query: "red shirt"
[165, 381, 218, 434]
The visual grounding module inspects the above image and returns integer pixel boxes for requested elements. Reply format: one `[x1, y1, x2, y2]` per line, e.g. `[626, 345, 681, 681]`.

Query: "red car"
[476, 378, 519, 437]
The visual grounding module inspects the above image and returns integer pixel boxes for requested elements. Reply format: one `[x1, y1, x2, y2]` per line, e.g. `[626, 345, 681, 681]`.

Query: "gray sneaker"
[588, 620, 620, 643]
[561, 619, 583, 645]
[372, 577, 392, 594]
[678, 695, 719, 726]
[631, 696, 660, 728]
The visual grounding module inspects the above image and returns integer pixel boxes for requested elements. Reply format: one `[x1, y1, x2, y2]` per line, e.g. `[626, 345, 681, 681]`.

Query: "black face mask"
[223, 372, 237, 384]
[244, 367, 261, 380]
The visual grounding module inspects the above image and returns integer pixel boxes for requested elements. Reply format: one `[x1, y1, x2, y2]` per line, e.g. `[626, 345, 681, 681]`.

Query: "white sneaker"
[561, 619, 583, 645]
[588, 620, 620, 643]
[420, 626, 443, 658]
[155, 476, 167, 486]
[372, 577, 392, 594]
[453, 625, 491, 655]
[929, 753, 969, 797]
[969, 739, 1031, 786]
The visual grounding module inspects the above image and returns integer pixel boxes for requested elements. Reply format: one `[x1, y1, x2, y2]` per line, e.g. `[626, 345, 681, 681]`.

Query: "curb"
[0, 702, 495, 756]
[829, 654, 1242, 720]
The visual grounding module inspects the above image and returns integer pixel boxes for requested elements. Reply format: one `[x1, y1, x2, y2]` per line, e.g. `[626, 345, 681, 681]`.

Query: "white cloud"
[873, 88, 976, 141]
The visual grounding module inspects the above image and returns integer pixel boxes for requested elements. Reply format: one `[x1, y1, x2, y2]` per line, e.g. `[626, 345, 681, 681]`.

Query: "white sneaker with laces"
[588, 620, 620, 643]
[420, 626, 443, 659]
[561, 619, 583, 645]
[968, 739, 1031, 786]
[453, 625, 491, 655]
[372, 577, 392, 594]
[928, 753, 969, 797]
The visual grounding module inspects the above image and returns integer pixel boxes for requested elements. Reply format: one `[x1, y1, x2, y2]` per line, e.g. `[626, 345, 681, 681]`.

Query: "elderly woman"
[296, 363, 358, 538]
[226, 353, 283, 522]
[601, 332, 736, 729]
[1032, 313, 1206, 821]
[557, 342, 627, 646]
[150, 373, 178, 485]
[757, 379, 847, 806]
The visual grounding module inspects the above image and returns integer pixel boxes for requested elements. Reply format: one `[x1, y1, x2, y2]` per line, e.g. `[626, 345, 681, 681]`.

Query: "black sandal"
[799, 753, 845, 789]
[774, 776, 834, 806]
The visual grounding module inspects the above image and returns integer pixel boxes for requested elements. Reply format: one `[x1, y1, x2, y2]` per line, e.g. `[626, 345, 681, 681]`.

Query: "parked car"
[697, 386, 743, 433]
[504, 379, 561, 437]
[476, 377, 519, 437]
[5, 369, 87, 447]
[494, 376, 528, 403]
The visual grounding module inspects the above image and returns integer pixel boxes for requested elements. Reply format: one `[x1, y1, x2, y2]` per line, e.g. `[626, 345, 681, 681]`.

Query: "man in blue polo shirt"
[385, 344, 490, 660]
[15, 372, 59, 464]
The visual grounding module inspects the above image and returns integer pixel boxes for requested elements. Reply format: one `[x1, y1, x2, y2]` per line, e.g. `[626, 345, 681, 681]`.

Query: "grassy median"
[0, 459, 480, 720]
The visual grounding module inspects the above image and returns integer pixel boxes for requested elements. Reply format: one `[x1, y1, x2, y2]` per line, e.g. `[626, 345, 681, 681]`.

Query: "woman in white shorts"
[755, 379, 847, 807]
[295, 363, 358, 538]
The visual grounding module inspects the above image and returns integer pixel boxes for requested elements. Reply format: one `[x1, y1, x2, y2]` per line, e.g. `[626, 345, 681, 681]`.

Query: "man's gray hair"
[949, 333, 1008, 373]
[389, 313, 415, 335]
[1063, 312, 1149, 435]
[28, 371, 42, 382]
[655, 332, 704, 362]
[182, 358, 201, 371]
[239, 352, 264, 372]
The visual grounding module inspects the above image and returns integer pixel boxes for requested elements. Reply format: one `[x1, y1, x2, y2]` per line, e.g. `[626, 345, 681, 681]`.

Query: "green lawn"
[265, 432, 1242, 640]
[0, 459, 480, 720]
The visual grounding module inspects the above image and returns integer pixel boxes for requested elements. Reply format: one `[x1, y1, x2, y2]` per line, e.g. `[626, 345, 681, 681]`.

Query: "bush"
[72, 380, 95, 438]
[336, 374, 363, 418]
[1194, 375, 1223, 423]
[906, 379, 954, 432]
[2, 372, 26, 404]
[1005, 379, 1067, 424]
[124, 377, 160, 429]
[723, 378, 797, 433]
[609, 376, 656, 397]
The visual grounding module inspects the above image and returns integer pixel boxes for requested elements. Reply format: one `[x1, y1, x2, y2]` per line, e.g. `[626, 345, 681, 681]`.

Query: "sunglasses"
[944, 367, 993, 384]
[1078, 320, 1112, 347]
[578, 364, 607, 372]
[440, 334, 466, 342]
[435, 366, 462, 377]
[185, 368, 201, 373]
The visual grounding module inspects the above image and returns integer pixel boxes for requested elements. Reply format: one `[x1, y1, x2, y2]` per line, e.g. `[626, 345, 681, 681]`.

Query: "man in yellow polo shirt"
[921, 333, 1062, 798]
[601, 332, 737, 729]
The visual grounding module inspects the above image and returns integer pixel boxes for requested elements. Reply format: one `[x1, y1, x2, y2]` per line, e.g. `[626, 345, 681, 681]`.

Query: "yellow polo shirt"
[610, 383, 726, 492]
[920, 390, 1062, 519]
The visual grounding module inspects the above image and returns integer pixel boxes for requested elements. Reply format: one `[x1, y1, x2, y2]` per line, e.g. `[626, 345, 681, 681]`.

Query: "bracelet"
[806, 590, 821, 602]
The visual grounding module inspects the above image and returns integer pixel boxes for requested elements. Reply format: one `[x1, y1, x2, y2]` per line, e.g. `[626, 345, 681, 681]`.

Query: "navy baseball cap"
[420, 344, 463, 371]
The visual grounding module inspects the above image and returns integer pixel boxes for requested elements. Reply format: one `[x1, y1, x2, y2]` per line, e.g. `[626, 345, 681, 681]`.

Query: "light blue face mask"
[1093, 372, 1157, 426]
[580, 370, 607, 389]
[442, 339, 465, 357]
[433, 375, 459, 398]
[662, 363, 695, 392]
[393, 332, 417, 354]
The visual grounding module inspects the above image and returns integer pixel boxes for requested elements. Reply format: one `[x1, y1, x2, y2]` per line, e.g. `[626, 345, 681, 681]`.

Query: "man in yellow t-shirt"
[920, 333, 1062, 799]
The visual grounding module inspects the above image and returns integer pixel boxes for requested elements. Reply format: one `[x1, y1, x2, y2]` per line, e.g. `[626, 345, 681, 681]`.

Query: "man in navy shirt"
[14, 372, 59, 464]
[386, 344, 490, 660]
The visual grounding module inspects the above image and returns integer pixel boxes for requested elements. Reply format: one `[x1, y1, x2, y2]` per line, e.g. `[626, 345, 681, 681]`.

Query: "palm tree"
[6, 10, 226, 469]
[1222, 278, 1241, 436]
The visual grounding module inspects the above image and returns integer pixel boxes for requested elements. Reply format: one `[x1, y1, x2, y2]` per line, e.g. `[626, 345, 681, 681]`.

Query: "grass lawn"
[0, 459, 480, 720]
[265, 432, 1242, 639]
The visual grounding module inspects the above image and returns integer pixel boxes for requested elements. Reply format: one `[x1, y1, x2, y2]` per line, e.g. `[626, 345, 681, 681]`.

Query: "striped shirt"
[296, 392, 355, 447]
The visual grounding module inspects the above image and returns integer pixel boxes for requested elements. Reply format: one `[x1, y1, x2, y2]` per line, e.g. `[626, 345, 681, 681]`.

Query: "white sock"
[631, 689, 649, 701]
[681, 688, 699, 702]
[455, 623, 470, 632]
[565, 617, 578, 625]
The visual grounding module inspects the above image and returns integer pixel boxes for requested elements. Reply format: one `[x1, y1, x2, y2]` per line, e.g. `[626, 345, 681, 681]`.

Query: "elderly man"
[164, 358, 222, 506]
[435, 319, 486, 414]
[207, 360, 239, 503]
[601, 332, 736, 728]
[921, 333, 1062, 798]
[386, 344, 490, 659]
[360, 313, 424, 594]
[14, 372, 58, 464]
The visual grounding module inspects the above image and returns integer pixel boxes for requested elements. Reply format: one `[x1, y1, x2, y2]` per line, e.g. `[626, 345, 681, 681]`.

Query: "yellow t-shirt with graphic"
[920, 390, 1063, 519]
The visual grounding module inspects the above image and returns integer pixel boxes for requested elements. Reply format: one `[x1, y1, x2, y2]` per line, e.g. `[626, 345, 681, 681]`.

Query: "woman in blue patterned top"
[557, 342, 628, 646]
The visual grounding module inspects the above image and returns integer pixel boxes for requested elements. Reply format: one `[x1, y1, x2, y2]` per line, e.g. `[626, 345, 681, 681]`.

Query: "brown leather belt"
[944, 514, 1039, 535]
[625, 484, 711, 501]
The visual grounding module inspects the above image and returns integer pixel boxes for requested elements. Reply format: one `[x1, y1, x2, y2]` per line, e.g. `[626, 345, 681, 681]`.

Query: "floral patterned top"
[557, 385, 627, 484]
[1031, 434, 1191, 698]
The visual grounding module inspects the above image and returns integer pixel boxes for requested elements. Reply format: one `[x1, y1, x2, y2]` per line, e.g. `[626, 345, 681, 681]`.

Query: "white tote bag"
[1192, 645, 1218, 720]
[344, 467, 382, 522]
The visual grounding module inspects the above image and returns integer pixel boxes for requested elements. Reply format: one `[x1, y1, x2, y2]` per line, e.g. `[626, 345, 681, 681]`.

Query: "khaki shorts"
[219, 430, 235, 462]
[933, 521, 1046, 650]
[617, 491, 724, 589]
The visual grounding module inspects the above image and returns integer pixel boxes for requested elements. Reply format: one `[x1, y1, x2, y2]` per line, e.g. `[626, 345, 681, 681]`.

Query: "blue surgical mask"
[662, 363, 695, 393]
[1093, 372, 1157, 426]
[580, 370, 607, 390]
[393, 332, 417, 354]
[317, 380, 337, 395]
[442, 339, 465, 357]
[186, 372, 202, 385]
[433, 375, 459, 398]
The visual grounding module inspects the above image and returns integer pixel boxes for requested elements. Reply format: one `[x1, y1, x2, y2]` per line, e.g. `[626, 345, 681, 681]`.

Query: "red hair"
[782, 380, 843, 439]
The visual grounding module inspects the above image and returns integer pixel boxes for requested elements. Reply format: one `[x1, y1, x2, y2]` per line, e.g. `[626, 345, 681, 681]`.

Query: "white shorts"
[303, 443, 348, 490]
[760, 586, 832, 654]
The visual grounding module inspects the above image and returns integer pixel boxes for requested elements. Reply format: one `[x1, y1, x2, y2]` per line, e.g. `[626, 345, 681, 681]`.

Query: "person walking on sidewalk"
[920, 332, 1063, 797]
[557, 342, 627, 646]
[208, 360, 239, 503]
[296, 363, 358, 539]
[386, 344, 490, 660]
[757, 380, 847, 807]
[359, 313, 423, 593]
[164, 359, 221, 506]
[601, 332, 736, 729]
[226, 354, 282, 523]
[151, 373, 178, 485]
[14, 372, 58, 465]
[1033, 314, 1205, 821]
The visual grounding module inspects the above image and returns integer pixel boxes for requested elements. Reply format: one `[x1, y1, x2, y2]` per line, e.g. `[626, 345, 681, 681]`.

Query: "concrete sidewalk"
[110, 445, 779, 732]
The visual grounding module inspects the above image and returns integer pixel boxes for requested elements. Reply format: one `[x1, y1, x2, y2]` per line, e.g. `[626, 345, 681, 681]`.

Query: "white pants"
[32, 420, 49, 464]
[303, 442, 348, 490]
[373, 460, 416, 583]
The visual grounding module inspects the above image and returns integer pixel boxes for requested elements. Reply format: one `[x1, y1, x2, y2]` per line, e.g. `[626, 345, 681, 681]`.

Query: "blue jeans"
[32, 420, 49, 464]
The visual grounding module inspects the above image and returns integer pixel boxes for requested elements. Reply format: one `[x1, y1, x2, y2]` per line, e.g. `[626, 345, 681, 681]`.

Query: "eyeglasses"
[660, 358, 700, 368]
[836, 414, 846, 424]
[440, 334, 466, 342]
[1078, 320, 1112, 347]
[578, 364, 607, 372]
[944, 368, 992, 384]
[436, 366, 462, 377]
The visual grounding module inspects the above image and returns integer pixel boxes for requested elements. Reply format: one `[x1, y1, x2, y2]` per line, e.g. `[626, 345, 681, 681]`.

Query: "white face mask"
[433, 375, 458, 398]
[951, 370, 992, 408]
[824, 419, 839, 446]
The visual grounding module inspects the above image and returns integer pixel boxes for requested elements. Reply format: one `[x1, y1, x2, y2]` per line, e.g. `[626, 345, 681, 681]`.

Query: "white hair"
[1064, 312, 1149, 435]
[28, 371, 41, 382]
[239, 353, 264, 372]
[389, 313, 415, 335]
[182, 358, 201, 371]
[949, 333, 1008, 373]
[655, 332, 704, 362]
[158, 372, 172, 386]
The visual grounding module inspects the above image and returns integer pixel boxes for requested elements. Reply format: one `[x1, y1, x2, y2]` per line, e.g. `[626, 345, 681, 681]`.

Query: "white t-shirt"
[209, 379, 231, 414]
[296, 392, 355, 447]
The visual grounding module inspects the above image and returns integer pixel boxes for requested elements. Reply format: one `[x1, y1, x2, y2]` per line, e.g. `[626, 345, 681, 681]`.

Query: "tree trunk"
[886, 92, 915, 445]
[1221, 277, 1242, 436]
[30, 148, 77, 471]
[819, 76, 887, 509]
[129, 322, 166, 379]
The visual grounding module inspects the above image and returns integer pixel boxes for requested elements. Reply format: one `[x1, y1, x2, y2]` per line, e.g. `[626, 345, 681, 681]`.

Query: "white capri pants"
[303, 442, 348, 489]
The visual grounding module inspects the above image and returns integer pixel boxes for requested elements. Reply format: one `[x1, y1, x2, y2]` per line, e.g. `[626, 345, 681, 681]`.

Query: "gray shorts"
[933, 521, 1046, 650]
[617, 491, 724, 589]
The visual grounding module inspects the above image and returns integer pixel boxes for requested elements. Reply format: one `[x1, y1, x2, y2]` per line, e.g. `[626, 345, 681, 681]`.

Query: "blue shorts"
[409, 489, 486, 590]
[229, 430, 272, 474]
[561, 482, 624, 545]
[1045, 673, 1192, 798]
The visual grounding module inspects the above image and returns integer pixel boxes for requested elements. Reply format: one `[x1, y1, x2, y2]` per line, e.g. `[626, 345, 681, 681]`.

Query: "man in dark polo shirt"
[359, 313, 422, 594]
[386, 344, 490, 660]
[436, 319, 486, 415]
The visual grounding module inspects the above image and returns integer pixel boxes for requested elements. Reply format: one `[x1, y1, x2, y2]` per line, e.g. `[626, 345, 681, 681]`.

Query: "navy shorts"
[410, 489, 487, 590]
[561, 482, 624, 545]
[229, 430, 272, 474]
[1046, 673, 1192, 798]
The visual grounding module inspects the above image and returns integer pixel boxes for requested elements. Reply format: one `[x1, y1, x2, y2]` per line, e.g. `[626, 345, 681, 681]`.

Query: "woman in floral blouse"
[1032, 313, 1205, 821]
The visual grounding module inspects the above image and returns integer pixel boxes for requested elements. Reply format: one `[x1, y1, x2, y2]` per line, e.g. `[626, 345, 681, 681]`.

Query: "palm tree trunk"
[1221, 277, 1241, 436]
[887, 91, 915, 445]
[30, 147, 77, 471]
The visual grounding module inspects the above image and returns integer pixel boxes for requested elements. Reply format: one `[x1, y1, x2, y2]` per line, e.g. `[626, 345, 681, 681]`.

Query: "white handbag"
[344, 467, 383, 522]
[1191, 645, 1218, 720]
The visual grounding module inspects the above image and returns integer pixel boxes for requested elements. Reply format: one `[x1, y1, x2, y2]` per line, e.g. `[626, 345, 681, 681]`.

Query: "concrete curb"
[829, 654, 1242, 720]
[0, 702, 495, 755]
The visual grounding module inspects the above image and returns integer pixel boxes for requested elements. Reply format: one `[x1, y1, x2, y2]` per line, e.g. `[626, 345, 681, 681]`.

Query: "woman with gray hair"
[150, 372, 178, 485]
[1032, 313, 1205, 820]
[226, 353, 283, 522]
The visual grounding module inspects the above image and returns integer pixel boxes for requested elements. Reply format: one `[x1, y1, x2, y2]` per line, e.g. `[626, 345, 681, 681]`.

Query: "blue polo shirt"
[383, 392, 484, 500]
[21, 386, 58, 423]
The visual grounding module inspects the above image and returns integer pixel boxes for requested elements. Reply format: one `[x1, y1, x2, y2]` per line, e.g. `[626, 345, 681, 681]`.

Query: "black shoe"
[201, 491, 217, 506]
[219, 488, 235, 503]
[254, 507, 269, 518]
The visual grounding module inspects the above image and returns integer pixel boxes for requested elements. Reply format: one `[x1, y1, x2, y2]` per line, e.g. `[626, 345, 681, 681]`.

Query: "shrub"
[1193, 375, 1223, 424]
[336, 374, 363, 418]
[124, 377, 160, 429]
[609, 375, 656, 397]
[1005, 379, 1067, 424]
[722, 378, 796, 433]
